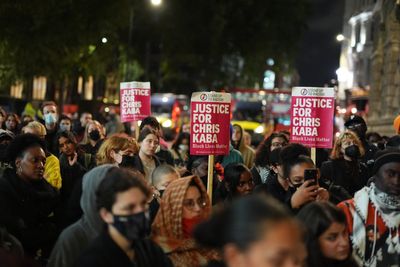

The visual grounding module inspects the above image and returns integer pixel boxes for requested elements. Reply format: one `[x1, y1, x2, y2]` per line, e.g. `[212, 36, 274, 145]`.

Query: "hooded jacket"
[152, 176, 218, 267]
[48, 164, 115, 267]
[232, 124, 255, 169]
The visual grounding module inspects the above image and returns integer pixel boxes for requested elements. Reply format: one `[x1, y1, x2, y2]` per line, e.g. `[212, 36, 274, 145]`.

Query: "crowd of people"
[0, 101, 399, 267]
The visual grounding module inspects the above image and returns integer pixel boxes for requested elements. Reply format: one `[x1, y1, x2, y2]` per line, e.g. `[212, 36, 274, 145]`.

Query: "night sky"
[296, 0, 345, 87]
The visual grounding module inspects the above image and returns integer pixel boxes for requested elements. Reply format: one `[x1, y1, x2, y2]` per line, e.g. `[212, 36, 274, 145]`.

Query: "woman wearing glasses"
[152, 176, 218, 267]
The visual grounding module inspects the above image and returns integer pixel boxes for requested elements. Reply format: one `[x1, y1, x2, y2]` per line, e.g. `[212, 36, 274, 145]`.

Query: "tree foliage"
[0, 0, 309, 95]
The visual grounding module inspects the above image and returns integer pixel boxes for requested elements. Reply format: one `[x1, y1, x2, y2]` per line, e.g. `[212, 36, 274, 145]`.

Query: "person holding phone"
[280, 144, 329, 212]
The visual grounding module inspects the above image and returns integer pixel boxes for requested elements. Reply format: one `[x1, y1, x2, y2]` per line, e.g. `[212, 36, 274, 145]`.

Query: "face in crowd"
[80, 113, 93, 128]
[318, 222, 350, 261]
[182, 185, 207, 220]
[15, 146, 46, 181]
[140, 133, 159, 157]
[270, 136, 287, 151]
[375, 161, 400, 195]
[58, 136, 76, 157]
[43, 104, 58, 129]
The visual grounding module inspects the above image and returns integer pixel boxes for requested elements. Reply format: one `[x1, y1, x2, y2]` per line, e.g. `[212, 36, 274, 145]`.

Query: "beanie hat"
[393, 115, 400, 134]
[372, 148, 400, 175]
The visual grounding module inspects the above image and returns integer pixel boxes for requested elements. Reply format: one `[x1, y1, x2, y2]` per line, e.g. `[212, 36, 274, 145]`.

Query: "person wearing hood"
[320, 131, 369, 198]
[47, 164, 116, 267]
[0, 134, 59, 261]
[231, 124, 255, 169]
[338, 148, 400, 267]
[152, 176, 218, 267]
[75, 168, 172, 267]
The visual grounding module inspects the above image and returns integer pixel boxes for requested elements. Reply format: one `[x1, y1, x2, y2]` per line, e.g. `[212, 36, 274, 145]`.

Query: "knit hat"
[393, 115, 400, 134]
[372, 148, 400, 175]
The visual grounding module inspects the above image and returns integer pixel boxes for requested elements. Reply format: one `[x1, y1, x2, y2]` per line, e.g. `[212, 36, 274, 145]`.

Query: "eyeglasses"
[238, 179, 254, 188]
[183, 198, 207, 210]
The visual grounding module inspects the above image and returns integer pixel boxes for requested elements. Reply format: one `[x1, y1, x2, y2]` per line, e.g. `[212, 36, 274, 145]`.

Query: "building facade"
[338, 0, 400, 135]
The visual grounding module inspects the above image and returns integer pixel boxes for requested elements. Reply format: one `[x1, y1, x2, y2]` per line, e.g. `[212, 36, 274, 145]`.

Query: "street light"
[150, 0, 162, 6]
[336, 34, 345, 42]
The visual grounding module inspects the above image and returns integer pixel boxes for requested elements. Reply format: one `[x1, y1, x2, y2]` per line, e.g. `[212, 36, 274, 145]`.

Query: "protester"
[187, 156, 224, 204]
[170, 132, 190, 173]
[338, 148, 400, 267]
[74, 112, 92, 142]
[139, 116, 174, 165]
[320, 131, 369, 197]
[297, 202, 357, 267]
[0, 134, 59, 260]
[22, 121, 62, 189]
[79, 120, 105, 156]
[56, 131, 95, 228]
[344, 115, 378, 168]
[194, 195, 306, 267]
[231, 124, 255, 168]
[251, 132, 288, 185]
[5, 113, 20, 135]
[75, 168, 172, 267]
[48, 164, 115, 267]
[132, 128, 161, 184]
[41, 101, 59, 154]
[58, 115, 72, 132]
[386, 135, 400, 149]
[280, 144, 329, 212]
[104, 109, 125, 136]
[0, 129, 15, 165]
[222, 163, 254, 201]
[253, 147, 289, 203]
[149, 164, 180, 222]
[96, 134, 138, 166]
[0, 107, 6, 129]
[243, 131, 252, 147]
[152, 176, 218, 266]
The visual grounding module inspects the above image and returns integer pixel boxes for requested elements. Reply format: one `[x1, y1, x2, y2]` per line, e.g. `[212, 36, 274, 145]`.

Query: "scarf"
[351, 183, 400, 266]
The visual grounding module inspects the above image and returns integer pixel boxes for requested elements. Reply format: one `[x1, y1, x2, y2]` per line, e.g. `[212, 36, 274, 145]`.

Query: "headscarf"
[152, 176, 217, 267]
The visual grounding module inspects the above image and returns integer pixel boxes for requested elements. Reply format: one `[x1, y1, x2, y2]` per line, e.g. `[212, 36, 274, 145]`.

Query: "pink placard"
[190, 92, 231, 155]
[290, 87, 335, 149]
[120, 81, 151, 122]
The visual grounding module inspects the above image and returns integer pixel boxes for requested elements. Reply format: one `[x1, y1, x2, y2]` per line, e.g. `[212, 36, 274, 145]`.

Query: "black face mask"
[112, 211, 150, 241]
[119, 155, 136, 168]
[89, 130, 101, 141]
[345, 145, 361, 159]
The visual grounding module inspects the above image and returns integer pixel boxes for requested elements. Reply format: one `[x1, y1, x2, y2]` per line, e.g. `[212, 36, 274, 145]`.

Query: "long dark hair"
[297, 202, 353, 267]
[194, 195, 296, 258]
[254, 133, 288, 167]
[223, 163, 251, 198]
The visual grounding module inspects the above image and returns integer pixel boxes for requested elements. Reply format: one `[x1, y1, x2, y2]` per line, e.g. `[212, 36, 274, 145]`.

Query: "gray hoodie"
[48, 164, 116, 267]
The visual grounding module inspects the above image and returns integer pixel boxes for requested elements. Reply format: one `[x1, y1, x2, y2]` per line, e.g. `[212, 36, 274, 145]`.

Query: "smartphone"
[304, 169, 318, 186]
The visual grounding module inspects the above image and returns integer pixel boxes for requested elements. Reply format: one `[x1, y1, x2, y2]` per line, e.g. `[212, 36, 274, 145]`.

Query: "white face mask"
[44, 113, 57, 125]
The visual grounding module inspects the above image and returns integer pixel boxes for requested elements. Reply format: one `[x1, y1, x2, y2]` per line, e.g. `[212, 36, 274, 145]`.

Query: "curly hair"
[254, 133, 288, 167]
[331, 131, 365, 160]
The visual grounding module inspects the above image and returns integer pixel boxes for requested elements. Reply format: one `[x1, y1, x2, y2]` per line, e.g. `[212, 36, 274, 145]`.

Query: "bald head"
[151, 164, 180, 190]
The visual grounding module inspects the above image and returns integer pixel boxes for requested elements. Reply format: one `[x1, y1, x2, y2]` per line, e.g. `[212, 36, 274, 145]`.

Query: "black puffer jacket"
[0, 168, 59, 258]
